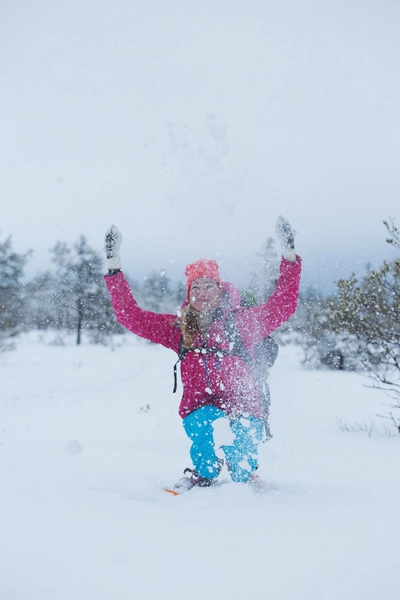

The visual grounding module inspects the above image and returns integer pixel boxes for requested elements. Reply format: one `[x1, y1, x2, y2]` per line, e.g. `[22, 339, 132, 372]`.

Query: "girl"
[104, 217, 301, 491]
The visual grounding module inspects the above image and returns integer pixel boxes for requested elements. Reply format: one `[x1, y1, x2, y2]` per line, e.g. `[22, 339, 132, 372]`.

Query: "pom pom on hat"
[185, 259, 221, 291]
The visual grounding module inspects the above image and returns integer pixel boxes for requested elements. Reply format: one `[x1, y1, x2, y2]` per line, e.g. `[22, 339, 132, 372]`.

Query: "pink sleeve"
[104, 272, 181, 352]
[236, 256, 302, 349]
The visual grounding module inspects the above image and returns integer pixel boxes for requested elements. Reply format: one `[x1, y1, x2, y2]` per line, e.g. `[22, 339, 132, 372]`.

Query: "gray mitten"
[276, 216, 296, 262]
[104, 225, 122, 270]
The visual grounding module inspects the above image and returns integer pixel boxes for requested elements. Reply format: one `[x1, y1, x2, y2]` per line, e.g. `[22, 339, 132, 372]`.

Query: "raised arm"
[103, 226, 181, 352]
[236, 216, 302, 347]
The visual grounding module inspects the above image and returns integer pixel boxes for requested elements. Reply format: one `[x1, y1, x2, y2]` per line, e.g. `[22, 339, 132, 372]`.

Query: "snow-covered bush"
[330, 219, 400, 432]
[284, 288, 364, 371]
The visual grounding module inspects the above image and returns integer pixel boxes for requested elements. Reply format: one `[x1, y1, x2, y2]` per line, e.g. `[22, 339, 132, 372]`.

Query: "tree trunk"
[76, 297, 83, 345]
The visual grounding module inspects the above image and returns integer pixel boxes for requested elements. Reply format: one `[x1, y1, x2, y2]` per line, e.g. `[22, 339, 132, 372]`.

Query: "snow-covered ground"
[1, 332, 399, 600]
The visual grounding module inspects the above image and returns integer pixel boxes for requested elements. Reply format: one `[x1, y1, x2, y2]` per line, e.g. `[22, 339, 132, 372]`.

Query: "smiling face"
[189, 277, 221, 314]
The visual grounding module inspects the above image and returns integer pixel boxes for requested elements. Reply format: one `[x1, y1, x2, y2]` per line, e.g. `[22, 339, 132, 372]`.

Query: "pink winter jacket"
[105, 256, 301, 420]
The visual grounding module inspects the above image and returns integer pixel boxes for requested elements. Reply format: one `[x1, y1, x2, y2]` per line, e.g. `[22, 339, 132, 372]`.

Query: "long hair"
[176, 287, 227, 348]
[177, 304, 200, 348]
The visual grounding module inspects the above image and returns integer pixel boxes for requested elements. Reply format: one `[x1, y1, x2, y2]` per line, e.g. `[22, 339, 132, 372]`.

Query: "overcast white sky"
[1, 0, 400, 292]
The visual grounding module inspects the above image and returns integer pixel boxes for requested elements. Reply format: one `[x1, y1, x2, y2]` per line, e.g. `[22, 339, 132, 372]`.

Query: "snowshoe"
[165, 467, 220, 496]
[247, 473, 277, 493]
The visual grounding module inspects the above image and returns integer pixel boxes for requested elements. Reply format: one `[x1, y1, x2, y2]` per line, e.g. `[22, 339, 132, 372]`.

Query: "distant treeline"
[1, 222, 400, 431]
[0, 233, 282, 348]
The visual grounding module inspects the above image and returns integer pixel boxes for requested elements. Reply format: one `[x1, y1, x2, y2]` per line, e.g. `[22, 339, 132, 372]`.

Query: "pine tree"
[24, 271, 59, 330]
[142, 270, 175, 313]
[0, 234, 31, 350]
[50, 236, 122, 345]
[247, 237, 280, 303]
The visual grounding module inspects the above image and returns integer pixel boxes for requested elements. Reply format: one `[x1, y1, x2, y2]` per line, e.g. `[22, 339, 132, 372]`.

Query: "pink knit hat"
[185, 259, 221, 292]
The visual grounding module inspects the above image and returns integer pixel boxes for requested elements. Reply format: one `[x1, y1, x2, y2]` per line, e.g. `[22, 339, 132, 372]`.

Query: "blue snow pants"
[182, 406, 264, 483]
